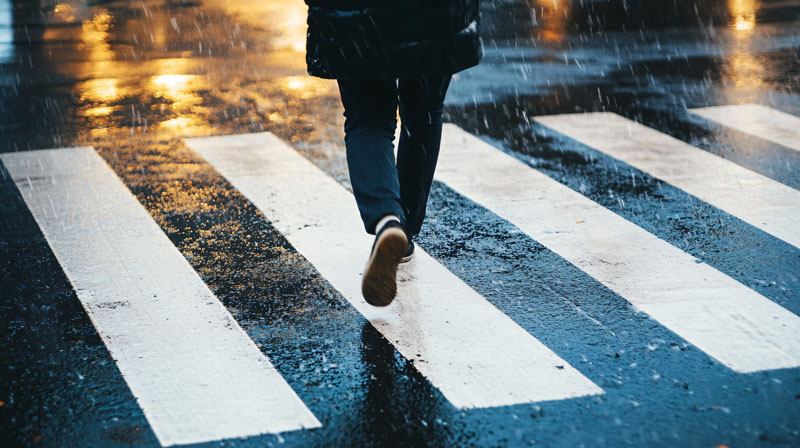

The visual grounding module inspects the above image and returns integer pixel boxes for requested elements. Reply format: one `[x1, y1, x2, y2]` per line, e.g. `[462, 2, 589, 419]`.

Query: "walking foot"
[362, 221, 408, 306]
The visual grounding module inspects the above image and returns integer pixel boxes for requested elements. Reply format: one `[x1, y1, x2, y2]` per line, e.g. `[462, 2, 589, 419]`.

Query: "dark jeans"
[337, 76, 451, 236]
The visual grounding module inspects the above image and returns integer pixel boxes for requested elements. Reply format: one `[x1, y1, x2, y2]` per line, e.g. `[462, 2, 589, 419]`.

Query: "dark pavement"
[1, 0, 799, 446]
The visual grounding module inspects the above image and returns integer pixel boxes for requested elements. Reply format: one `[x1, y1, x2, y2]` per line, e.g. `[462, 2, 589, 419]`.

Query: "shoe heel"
[362, 228, 407, 306]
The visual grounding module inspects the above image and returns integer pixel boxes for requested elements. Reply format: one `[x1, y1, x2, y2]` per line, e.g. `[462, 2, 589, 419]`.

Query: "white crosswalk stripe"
[689, 104, 800, 152]
[186, 132, 605, 409]
[533, 111, 800, 249]
[0, 147, 321, 447]
[434, 124, 800, 374]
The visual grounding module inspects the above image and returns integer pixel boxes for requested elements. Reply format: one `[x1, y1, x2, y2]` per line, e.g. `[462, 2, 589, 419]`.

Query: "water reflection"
[277, 75, 334, 100]
[2, 0, 338, 145]
[31, 0, 321, 139]
[70, 9, 215, 135]
[729, 0, 758, 31]
[531, 0, 572, 44]
[81, 106, 115, 117]
[78, 78, 123, 103]
[53, 3, 78, 23]
[71, 10, 124, 125]
[150, 71, 208, 130]
[359, 321, 450, 447]
[81, 12, 113, 55]
[721, 0, 768, 103]
[151, 74, 204, 106]
[203, 0, 307, 54]
[724, 49, 767, 90]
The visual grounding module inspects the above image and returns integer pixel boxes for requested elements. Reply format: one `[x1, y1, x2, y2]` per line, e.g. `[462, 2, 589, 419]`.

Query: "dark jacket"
[305, 0, 482, 79]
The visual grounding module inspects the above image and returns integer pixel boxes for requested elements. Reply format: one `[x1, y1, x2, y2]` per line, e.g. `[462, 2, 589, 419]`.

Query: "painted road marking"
[435, 125, 800, 374]
[534, 112, 800, 249]
[187, 132, 604, 409]
[689, 104, 800, 152]
[0, 147, 321, 447]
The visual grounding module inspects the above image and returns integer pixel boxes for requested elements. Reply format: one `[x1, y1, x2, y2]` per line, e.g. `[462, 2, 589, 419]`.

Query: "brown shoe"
[399, 241, 415, 264]
[362, 221, 408, 306]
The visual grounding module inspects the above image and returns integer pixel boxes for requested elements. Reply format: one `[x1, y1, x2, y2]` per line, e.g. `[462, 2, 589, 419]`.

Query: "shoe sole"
[400, 251, 416, 264]
[362, 227, 408, 306]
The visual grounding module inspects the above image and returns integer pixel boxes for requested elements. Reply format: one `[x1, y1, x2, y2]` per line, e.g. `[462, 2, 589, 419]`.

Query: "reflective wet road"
[1, 0, 799, 446]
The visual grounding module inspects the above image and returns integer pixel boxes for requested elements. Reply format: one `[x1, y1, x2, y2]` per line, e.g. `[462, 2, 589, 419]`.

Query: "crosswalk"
[185, 132, 604, 409]
[2, 103, 799, 447]
[0, 148, 321, 446]
[689, 104, 800, 153]
[435, 124, 800, 373]
[534, 112, 800, 249]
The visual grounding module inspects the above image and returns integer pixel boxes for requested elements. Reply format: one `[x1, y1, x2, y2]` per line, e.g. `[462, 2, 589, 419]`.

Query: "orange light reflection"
[202, 0, 308, 66]
[729, 0, 758, 32]
[150, 74, 207, 111]
[80, 12, 114, 62]
[720, 0, 768, 103]
[145, 57, 213, 135]
[81, 106, 117, 117]
[77, 78, 123, 103]
[53, 4, 78, 23]
[276, 76, 334, 100]
[532, 0, 572, 44]
[54, 0, 325, 138]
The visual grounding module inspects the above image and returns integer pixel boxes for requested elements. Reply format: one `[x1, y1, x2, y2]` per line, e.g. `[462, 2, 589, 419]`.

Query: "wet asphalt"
[1, 0, 800, 446]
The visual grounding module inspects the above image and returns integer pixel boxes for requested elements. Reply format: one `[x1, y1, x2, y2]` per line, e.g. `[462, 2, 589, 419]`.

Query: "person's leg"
[396, 75, 452, 237]
[337, 79, 408, 307]
[337, 79, 406, 234]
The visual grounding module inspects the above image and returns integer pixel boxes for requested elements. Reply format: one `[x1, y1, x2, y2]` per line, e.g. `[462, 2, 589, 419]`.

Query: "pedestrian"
[304, 0, 482, 307]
